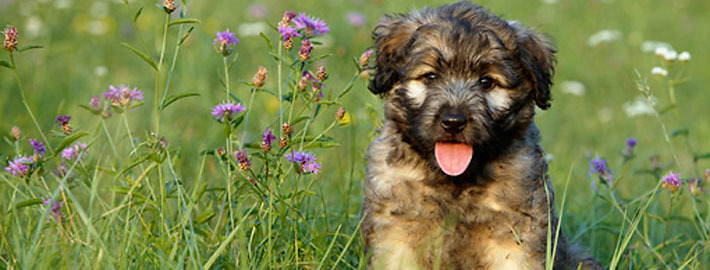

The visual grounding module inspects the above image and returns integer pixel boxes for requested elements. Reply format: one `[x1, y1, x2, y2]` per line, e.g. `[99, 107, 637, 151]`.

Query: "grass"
[1, 0, 709, 269]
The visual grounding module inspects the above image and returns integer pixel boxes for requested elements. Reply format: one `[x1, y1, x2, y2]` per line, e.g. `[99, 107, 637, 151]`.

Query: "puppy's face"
[370, 2, 556, 177]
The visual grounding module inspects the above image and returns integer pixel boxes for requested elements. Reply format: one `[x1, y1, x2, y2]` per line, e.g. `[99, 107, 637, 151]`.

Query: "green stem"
[240, 88, 257, 143]
[223, 57, 231, 101]
[155, 13, 170, 134]
[277, 42, 283, 133]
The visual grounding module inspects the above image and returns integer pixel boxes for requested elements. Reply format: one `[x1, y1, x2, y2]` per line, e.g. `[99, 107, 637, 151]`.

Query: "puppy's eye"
[420, 72, 437, 82]
[479, 76, 495, 90]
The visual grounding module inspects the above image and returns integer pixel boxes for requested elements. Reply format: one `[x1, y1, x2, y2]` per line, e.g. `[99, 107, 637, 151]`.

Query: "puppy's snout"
[441, 113, 467, 133]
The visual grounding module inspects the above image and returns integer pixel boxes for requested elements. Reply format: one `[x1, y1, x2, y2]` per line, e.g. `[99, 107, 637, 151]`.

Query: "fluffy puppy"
[361, 2, 601, 269]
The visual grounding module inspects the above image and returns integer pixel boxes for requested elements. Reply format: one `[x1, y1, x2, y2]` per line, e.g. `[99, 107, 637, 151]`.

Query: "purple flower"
[61, 142, 88, 161]
[234, 150, 250, 171]
[263, 128, 276, 144]
[103, 85, 144, 108]
[623, 137, 637, 156]
[211, 101, 245, 123]
[359, 49, 374, 67]
[214, 29, 239, 55]
[30, 139, 45, 158]
[4, 156, 32, 176]
[285, 150, 321, 175]
[42, 197, 64, 220]
[56, 115, 71, 127]
[661, 171, 682, 192]
[278, 25, 302, 42]
[293, 12, 329, 36]
[90, 96, 102, 111]
[589, 155, 613, 189]
[346, 12, 366, 27]
[54, 163, 69, 178]
[298, 39, 313, 61]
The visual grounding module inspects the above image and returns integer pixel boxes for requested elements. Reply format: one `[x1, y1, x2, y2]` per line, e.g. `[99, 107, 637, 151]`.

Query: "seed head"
[688, 178, 701, 195]
[336, 107, 346, 120]
[234, 150, 250, 171]
[279, 11, 297, 27]
[251, 66, 268, 87]
[163, 0, 177, 13]
[279, 136, 288, 148]
[216, 147, 226, 157]
[298, 39, 313, 62]
[3, 26, 18, 52]
[11, 126, 21, 140]
[316, 66, 327, 81]
[359, 49, 374, 68]
[282, 122, 293, 136]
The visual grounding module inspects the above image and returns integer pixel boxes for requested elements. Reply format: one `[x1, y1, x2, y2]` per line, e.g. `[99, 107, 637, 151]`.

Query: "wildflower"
[293, 12, 330, 36]
[654, 47, 669, 57]
[42, 198, 64, 221]
[661, 171, 682, 192]
[3, 26, 18, 51]
[211, 101, 245, 123]
[651, 67, 667, 77]
[90, 96, 101, 111]
[234, 150, 250, 171]
[587, 29, 621, 47]
[705, 168, 710, 185]
[623, 137, 637, 156]
[61, 142, 88, 161]
[559, 80, 585, 96]
[103, 85, 144, 108]
[163, 0, 176, 13]
[316, 66, 328, 81]
[678, 51, 691, 62]
[30, 139, 45, 158]
[282, 122, 293, 136]
[149, 131, 168, 150]
[285, 151, 321, 175]
[54, 163, 68, 178]
[662, 50, 678, 62]
[56, 115, 72, 135]
[688, 178, 701, 195]
[11, 126, 21, 140]
[251, 66, 268, 87]
[279, 11, 297, 27]
[336, 107, 346, 120]
[589, 155, 613, 188]
[298, 39, 313, 62]
[298, 71, 316, 91]
[261, 128, 276, 152]
[279, 136, 288, 148]
[278, 25, 301, 42]
[346, 12, 366, 28]
[214, 29, 239, 56]
[216, 147, 226, 157]
[310, 82, 324, 102]
[4, 156, 32, 176]
[359, 49, 373, 68]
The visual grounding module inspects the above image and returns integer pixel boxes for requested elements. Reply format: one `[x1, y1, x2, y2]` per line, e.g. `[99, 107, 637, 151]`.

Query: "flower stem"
[155, 13, 170, 134]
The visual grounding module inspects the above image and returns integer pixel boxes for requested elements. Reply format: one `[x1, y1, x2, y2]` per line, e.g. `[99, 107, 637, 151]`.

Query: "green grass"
[1, 0, 709, 269]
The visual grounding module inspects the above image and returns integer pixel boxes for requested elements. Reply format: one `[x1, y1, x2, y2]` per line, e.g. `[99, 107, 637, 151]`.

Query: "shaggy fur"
[361, 2, 601, 269]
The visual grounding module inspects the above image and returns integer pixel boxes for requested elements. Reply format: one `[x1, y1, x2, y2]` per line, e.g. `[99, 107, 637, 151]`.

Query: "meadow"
[1, 0, 709, 269]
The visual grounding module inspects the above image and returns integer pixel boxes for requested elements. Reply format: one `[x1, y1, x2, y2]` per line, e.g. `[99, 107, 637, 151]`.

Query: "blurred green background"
[2, 0, 709, 264]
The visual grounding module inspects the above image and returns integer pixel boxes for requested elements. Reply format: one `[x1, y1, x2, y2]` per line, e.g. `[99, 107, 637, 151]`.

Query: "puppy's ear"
[368, 15, 418, 96]
[511, 22, 556, 110]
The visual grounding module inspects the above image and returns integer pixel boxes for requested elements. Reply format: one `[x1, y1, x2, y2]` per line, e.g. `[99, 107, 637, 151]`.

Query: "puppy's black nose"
[441, 113, 467, 132]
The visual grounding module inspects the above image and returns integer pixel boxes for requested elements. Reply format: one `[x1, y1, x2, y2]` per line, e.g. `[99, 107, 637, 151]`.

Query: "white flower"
[559, 80, 585, 96]
[654, 47, 669, 57]
[663, 50, 678, 61]
[678, 51, 691, 62]
[623, 96, 654, 117]
[642, 41, 672, 53]
[651, 67, 668, 77]
[238, 22, 268, 37]
[588, 29, 621, 47]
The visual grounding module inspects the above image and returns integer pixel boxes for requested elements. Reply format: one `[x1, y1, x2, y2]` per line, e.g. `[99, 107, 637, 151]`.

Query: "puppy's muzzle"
[441, 112, 467, 133]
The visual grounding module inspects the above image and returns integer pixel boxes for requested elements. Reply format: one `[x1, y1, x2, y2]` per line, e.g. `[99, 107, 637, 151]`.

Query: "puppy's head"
[369, 1, 556, 177]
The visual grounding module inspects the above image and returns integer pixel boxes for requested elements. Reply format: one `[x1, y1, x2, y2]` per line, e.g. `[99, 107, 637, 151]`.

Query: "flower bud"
[282, 122, 293, 136]
[11, 126, 21, 140]
[359, 49, 373, 68]
[251, 66, 268, 87]
[336, 107, 345, 120]
[279, 136, 288, 148]
[316, 66, 327, 81]
[3, 26, 18, 52]
[163, 0, 177, 13]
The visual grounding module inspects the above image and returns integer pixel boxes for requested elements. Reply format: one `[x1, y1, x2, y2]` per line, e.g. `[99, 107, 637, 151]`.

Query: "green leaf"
[259, 32, 274, 53]
[178, 26, 195, 46]
[670, 128, 689, 138]
[231, 114, 245, 129]
[291, 116, 311, 125]
[195, 208, 215, 225]
[0, 60, 12, 69]
[160, 93, 200, 110]
[78, 104, 100, 115]
[17, 45, 43, 53]
[659, 104, 677, 115]
[133, 7, 143, 23]
[53, 132, 90, 157]
[117, 155, 151, 177]
[694, 152, 710, 162]
[16, 198, 43, 209]
[128, 101, 144, 110]
[121, 42, 157, 71]
[309, 53, 334, 62]
[169, 18, 201, 27]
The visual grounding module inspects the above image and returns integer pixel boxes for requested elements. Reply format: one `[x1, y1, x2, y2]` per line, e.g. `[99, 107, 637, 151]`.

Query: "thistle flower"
[346, 12, 366, 28]
[298, 71, 317, 90]
[278, 25, 301, 42]
[216, 147, 226, 157]
[293, 12, 330, 36]
[589, 155, 613, 189]
[279, 11, 297, 27]
[4, 156, 32, 177]
[359, 49, 373, 68]
[279, 136, 288, 148]
[623, 137, 637, 156]
[42, 197, 64, 221]
[316, 66, 327, 81]
[103, 85, 144, 108]
[651, 67, 668, 77]
[56, 115, 73, 135]
[261, 128, 276, 152]
[234, 150, 250, 171]
[11, 126, 21, 140]
[163, 0, 176, 13]
[61, 142, 88, 161]
[336, 107, 346, 120]
[30, 139, 45, 158]
[285, 151, 321, 175]
[298, 39, 313, 62]
[251, 66, 268, 87]
[90, 96, 101, 111]
[678, 51, 691, 62]
[3, 26, 18, 51]
[211, 101, 245, 123]
[282, 122, 293, 136]
[661, 171, 682, 192]
[214, 29, 239, 56]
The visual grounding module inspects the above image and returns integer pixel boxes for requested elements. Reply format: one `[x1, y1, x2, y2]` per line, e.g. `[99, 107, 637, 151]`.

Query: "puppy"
[361, 2, 601, 269]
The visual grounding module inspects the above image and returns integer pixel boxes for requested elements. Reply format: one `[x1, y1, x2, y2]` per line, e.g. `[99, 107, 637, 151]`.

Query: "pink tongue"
[435, 142, 473, 176]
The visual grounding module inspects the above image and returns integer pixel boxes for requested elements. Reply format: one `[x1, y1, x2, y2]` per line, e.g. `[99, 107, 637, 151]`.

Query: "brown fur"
[361, 2, 601, 269]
